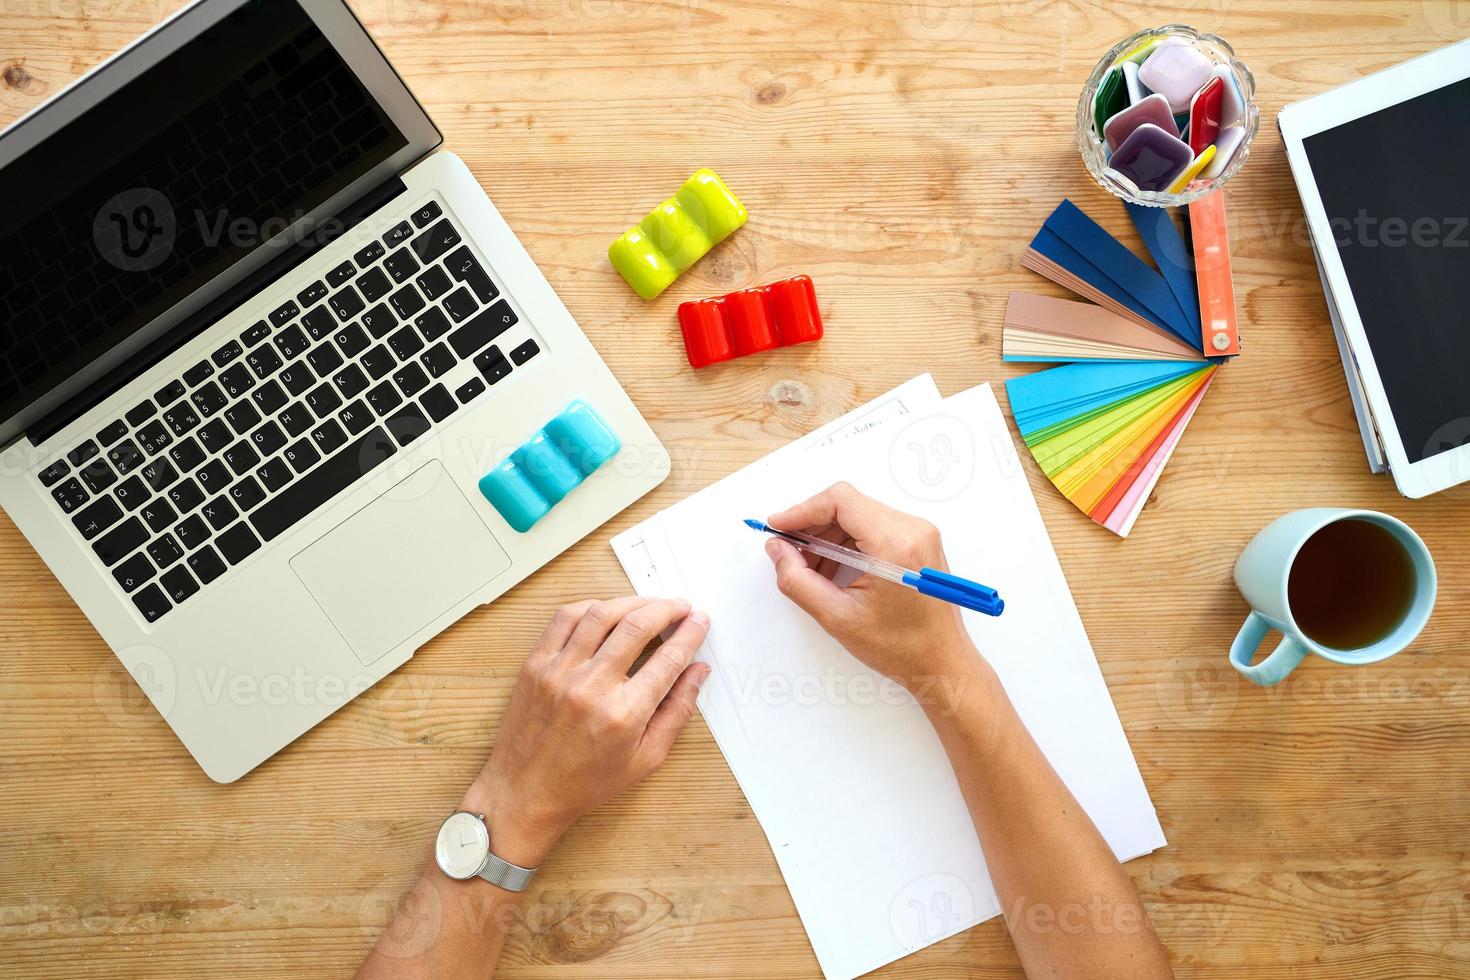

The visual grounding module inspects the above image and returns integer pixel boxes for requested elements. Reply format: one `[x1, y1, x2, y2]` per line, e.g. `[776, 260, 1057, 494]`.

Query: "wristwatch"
[434, 810, 538, 892]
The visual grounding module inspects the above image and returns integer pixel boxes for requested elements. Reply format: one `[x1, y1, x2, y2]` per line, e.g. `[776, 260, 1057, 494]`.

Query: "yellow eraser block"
[608, 169, 748, 300]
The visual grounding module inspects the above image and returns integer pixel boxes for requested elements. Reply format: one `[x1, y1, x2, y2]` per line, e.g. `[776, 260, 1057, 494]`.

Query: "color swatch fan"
[1003, 197, 1237, 536]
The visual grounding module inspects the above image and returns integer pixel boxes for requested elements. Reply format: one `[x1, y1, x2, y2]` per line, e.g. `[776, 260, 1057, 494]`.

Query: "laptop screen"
[0, 0, 408, 435]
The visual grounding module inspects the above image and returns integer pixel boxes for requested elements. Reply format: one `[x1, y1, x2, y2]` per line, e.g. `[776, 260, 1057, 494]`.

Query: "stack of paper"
[1005, 198, 1232, 535]
[612, 376, 1165, 980]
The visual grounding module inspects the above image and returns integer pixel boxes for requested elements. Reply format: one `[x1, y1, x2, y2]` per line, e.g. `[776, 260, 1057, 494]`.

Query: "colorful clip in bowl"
[478, 400, 621, 532]
[608, 169, 748, 300]
[677, 275, 824, 368]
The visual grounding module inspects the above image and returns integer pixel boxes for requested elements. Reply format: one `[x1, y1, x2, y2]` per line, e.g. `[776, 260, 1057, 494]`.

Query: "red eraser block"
[677, 275, 824, 368]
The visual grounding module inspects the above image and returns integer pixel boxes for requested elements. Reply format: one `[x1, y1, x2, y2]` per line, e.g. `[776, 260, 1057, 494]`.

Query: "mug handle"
[1228, 611, 1308, 687]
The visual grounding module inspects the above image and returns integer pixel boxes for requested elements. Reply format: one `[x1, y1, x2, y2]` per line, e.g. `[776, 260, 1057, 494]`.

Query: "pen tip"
[743, 518, 766, 532]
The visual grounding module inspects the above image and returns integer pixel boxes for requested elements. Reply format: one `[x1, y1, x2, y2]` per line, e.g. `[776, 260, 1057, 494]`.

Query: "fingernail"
[694, 662, 712, 685]
[691, 610, 710, 627]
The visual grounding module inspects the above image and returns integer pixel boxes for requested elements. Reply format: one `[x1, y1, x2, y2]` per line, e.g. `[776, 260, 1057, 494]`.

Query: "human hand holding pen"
[762, 482, 981, 688]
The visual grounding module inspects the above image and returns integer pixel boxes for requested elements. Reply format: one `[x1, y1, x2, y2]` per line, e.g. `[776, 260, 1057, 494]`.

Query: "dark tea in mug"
[1286, 518, 1417, 650]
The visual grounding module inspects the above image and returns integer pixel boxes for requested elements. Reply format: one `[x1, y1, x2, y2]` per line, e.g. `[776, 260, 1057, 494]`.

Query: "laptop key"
[140, 497, 177, 534]
[188, 546, 228, 585]
[250, 426, 396, 542]
[411, 200, 442, 228]
[302, 306, 336, 340]
[160, 566, 200, 605]
[386, 403, 432, 448]
[140, 457, 179, 493]
[366, 380, 402, 417]
[333, 364, 369, 399]
[307, 342, 344, 377]
[195, 459, 231, 495]
[354, 241, 385, 267]
[108, 440, 145, 475]
[362, 344, 395, 379]
[68, 440, 100, 467]
[79, 459, 118, 494]
[51, 477, 89, 514]
[310, 419, 347, 454]
[297, 280, 328, 308]
[175, 514, 210, 550]
[197, 419, 233, 455]
[163, 402, 201, 436]
[384, 221, 413, 248]
[229, 476, 265, 511]
[283, 438, 319, 474]
[455, 377, 486, 404]
[93, 517, 148, 566]
[357, 267, 391, 303]
[361, 303, 397, 338]
[153, 380, 186, 407]
[338, 399, 373, 435]
[212, 339, 243, 368]
[223, 441, 260, 476]
[279, 402, 314, 437]
[137, 419, 173, 455]
[201, 495, 237, 531]
[416, 265, 451, 300]
[73, 496, 123, 539]
[411, 219, 460, 263]
[148, 534, 185, 568]
[131, 583, 172, 623]
[191, 382, 228, 418]
[326, 260, 356, 289]
[182, 360, 214, 387]
[279, 361, 314, 397]
[114, 476, 148, 511]
[334, 323, 369, 358]
[252, 379, 288, 415]
[387, 325, 423, 361]
[420, 384, 456, 423]
[329, 286, 365, 322]
[448, 300, 518, 358]
[270, 300, 301, 327]
[510, 339, 540, 365]
[385, 249, 419, 283]
[422, 343, 456, 378]
[167, 478, 205, 514]
[169, 437, 206, 472]
[257, 456, 292, 492]
[389, 283, 425, 320]
[240, 320, 271, 347]
[97, 419, 129, 447]
[474, 346, 514, 385]
[443, 287, 477, 323]
[393, 362, 429, 397]
[125, 400, 157, 427]
[113, 552, 156, 593]
[446, 246, 499, 303]
[246, 344, 284, 379]
[250, 420, 287, 456]
[305, 382, 343, 417]
[219, 363, 256, 399]
[416, 307, 451, 341]
[38, 460, 70, 487]
[224, 400, 262, 435]
[217, 522, 262, 565]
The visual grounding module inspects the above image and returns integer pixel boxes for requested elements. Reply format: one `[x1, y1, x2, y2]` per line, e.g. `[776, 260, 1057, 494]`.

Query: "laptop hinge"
[25, 175, 408, 447]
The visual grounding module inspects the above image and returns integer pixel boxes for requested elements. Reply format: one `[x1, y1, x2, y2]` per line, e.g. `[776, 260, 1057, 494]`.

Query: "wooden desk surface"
[4, 2, 1469, 977]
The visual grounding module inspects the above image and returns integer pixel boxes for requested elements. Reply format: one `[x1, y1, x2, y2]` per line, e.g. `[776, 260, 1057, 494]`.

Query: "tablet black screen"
[1304, 76, 1470, 464]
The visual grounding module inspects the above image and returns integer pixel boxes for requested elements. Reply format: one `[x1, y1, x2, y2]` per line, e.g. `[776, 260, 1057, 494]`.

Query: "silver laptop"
[0, 0, 669, 782]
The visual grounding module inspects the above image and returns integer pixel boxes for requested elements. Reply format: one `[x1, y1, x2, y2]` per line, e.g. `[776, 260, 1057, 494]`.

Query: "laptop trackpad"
[291, 462, 511, 666]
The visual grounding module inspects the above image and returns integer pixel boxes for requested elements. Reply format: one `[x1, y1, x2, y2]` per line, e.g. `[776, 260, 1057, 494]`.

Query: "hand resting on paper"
[763, 481, 979, 691]
[764, 482, 1176, 980]
[357, 597, 710, 980]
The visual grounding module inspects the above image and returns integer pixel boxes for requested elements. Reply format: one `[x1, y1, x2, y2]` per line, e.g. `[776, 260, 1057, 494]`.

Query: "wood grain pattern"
[3, 1, 1470, 976]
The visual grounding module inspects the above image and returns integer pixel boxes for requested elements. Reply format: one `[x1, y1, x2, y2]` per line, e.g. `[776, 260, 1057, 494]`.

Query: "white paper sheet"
[612, 379, 1165, 980]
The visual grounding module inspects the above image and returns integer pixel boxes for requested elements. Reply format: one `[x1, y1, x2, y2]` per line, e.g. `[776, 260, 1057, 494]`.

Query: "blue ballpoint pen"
[744, 519, 1004, 616]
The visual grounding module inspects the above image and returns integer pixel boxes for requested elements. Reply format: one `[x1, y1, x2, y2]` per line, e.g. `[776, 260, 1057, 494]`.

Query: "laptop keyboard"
[37, 199, 543, 625]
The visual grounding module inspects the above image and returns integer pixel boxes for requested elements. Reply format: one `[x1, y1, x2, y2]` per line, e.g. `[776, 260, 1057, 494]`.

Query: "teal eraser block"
[477, 400, 621, 532]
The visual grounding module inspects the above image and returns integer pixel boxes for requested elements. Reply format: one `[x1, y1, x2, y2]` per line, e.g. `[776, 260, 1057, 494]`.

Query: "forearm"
[926, 653, 1172, 979]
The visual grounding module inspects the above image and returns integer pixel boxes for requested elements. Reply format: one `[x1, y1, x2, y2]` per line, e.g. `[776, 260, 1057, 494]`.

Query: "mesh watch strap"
[476, 852, 537, 892]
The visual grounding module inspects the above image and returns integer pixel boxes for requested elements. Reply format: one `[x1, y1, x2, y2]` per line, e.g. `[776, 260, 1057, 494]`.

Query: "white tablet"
[1280, 38, 1470, 498]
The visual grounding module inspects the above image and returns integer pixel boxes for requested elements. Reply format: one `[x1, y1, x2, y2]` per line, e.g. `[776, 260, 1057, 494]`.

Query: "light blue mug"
[1230, 508, 1436, 686]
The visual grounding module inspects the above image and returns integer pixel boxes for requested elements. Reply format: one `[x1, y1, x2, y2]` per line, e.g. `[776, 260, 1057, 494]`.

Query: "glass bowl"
[1077, 25, 1259, 207]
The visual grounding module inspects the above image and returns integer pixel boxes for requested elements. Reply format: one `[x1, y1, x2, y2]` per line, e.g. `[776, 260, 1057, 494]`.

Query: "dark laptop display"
[0, 0, 406, 431]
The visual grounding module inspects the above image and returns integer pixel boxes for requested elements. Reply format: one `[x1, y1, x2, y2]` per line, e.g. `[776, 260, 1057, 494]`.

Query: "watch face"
[435, 811, 490, 880]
